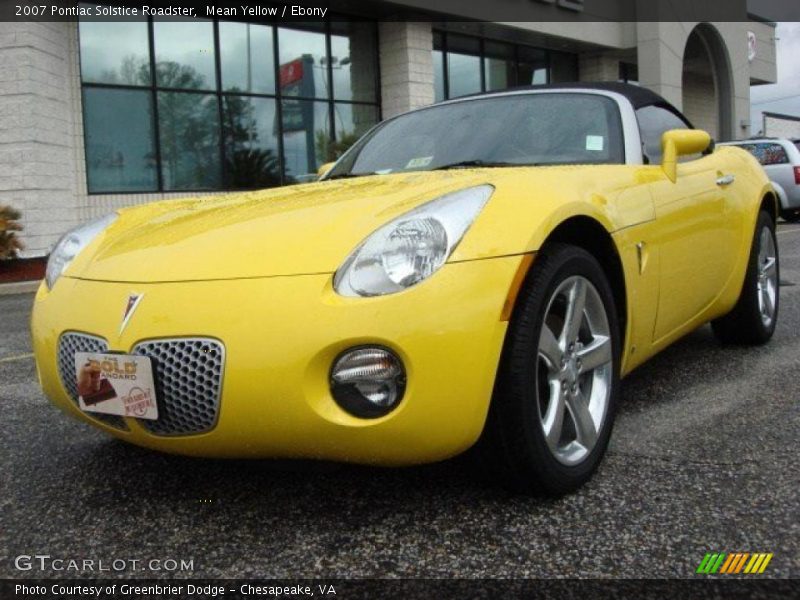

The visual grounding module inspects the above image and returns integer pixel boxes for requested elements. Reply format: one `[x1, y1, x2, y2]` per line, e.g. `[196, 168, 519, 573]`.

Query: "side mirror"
[317, 162, 336, 179]
[661, 129, 712, 182]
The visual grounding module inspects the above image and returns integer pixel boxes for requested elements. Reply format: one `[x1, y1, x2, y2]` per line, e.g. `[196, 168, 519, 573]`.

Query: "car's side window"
[739, 143, 789, 166]
[635, 105, 692, 165]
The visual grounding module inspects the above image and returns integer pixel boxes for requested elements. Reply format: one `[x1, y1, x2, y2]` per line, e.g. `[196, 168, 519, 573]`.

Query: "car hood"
[68, 171, 496, 283]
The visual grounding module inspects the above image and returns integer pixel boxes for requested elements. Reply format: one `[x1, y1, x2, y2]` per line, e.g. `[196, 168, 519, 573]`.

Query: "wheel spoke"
[762, 256, 777, 277]
[763, 285, 775, 317]
[539, 325, 563, 372]
[561, 278, 587, 345]
[567, 392, 597, 449]
[577, 335, 611, 373]
[542, 380, 566, 449]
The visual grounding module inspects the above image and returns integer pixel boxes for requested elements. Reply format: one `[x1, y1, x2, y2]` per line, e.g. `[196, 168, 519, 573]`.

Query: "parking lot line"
[777, 226, 800, 236]
[0, 353, 34, 364]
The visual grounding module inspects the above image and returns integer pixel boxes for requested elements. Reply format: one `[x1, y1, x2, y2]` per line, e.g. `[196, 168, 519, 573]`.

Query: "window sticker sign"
[74, 353, 159, 420]
[405, 156, 434, 169]
[586, 135, 605, 151]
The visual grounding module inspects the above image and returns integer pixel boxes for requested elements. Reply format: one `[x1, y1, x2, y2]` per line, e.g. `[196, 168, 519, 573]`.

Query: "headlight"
[334, 185, 493, 296]
[45, 213, 117, 289]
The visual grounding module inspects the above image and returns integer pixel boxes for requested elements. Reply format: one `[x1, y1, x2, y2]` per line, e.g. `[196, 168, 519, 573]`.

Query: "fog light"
[330, 346, 406, 418]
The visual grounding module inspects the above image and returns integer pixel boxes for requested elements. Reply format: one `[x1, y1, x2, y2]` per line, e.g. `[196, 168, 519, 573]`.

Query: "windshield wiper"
[328, 160, 518, 179]
[432, 160, 517, 171]
[325, 172, 362, 180]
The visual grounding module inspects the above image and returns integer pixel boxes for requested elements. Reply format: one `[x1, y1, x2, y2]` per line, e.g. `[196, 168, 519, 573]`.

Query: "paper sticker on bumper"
[74, 352, 159, 420]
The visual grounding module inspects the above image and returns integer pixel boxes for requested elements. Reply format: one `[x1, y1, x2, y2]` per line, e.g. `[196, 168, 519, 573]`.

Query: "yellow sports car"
[32, 83, 779, 495]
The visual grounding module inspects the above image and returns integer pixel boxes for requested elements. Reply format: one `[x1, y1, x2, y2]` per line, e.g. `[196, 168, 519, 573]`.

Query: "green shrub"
[0, 205, 23, 259]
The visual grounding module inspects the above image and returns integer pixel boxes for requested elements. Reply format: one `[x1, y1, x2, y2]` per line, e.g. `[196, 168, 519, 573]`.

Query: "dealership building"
[0, 1, 779, 257]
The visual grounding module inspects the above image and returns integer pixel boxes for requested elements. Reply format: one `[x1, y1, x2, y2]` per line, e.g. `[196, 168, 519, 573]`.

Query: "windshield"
[328, 93, 625, 178]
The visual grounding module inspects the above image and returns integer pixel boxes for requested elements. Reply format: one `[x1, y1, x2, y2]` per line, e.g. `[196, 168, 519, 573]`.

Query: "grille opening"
[57, 333, 224, 436]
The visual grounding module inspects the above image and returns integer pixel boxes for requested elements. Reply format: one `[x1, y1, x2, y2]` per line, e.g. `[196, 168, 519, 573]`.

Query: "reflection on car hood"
[68, 171, 492, 283]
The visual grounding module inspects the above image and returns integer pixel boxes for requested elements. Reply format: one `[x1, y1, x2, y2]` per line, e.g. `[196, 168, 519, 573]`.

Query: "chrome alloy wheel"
[756, 227, 778, 328]
[536, 276, 613, 466]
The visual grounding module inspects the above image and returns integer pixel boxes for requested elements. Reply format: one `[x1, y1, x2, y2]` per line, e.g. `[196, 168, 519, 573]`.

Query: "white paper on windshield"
[585, 135, 605, 151]
[405, 156, 433, 169]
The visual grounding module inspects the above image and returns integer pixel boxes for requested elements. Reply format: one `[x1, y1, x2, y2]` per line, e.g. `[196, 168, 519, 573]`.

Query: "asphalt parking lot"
[1, 223, 799, 580]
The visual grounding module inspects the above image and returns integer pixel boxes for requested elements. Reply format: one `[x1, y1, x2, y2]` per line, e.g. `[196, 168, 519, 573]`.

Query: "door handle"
[716, 174, 735, 186]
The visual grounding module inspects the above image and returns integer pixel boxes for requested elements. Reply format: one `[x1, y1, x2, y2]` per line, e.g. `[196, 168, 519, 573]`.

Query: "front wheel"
[712, 211, 779, 345]
[477, 244, 620, 496]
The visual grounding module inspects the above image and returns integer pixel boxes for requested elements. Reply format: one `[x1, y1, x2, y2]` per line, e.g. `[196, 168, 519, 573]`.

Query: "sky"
[750, 22, 800, 134]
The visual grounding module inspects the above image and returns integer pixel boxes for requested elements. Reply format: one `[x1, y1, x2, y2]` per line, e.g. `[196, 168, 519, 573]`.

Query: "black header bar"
[2, 0, 799, 23]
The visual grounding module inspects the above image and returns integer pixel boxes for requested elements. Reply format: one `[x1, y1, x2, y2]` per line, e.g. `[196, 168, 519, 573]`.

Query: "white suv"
[720, 138, 800, 222]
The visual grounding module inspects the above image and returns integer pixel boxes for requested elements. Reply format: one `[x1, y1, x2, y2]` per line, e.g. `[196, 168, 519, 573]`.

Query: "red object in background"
[279, 59, 304, 88]
[794, 166, 800, 185]
[0, 257, 46, 283]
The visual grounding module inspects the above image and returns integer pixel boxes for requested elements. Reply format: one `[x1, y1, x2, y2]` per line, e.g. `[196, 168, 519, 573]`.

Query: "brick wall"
[378, 22, 434, 118]
[683, 72, 719, 139]
[578, 53, 619, 82]
[0, 21, 81, 257]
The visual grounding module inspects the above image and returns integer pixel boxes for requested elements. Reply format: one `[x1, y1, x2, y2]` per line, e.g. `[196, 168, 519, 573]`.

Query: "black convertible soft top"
[459, 81, 692, 127]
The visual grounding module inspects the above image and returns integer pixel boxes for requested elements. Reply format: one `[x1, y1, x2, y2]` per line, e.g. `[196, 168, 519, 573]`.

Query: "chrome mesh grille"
[132, 338, 224, 435]
[57, 332, 128, 430]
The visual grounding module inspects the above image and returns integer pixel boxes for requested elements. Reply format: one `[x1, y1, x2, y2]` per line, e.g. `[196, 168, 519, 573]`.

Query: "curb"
[0, 280, 40, 296]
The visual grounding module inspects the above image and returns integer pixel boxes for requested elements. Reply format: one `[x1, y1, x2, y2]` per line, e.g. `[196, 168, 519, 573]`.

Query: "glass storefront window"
[332, 103, 379, 156]
[484, 41, 515, 91]
[79, 19, 151, 86]
[157, 92, 222, 190]
[446, 35, 481, 99]
[153, 19, 217, 91]
[222, 96, 281, 189]
[219, 22, 275, 95]
[79, 18, 380, 193]
[433, 31, 579, 101]
[83, 88, 157, 193]
[551, 51, 579, 83]
[433, 32, 445, 102]
[281, 99, 331, 182]
[448, 53, 482, 98]
[278, 26, 329, 99]
[518, 46, 548, 86]
[619, 62, 639, 85]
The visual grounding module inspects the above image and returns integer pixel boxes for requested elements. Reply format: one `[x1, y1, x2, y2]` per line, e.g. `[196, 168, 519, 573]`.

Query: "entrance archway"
[681, 24, 733, 141]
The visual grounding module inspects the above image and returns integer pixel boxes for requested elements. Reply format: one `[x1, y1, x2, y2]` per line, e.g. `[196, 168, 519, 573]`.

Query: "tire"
[711, 211, 779, 345]
[476, 243, 621, 496]
[780, 209, 800, 223]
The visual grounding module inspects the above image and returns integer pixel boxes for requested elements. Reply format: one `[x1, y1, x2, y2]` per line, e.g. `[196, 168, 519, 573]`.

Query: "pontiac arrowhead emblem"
[120, 293, 144, 334]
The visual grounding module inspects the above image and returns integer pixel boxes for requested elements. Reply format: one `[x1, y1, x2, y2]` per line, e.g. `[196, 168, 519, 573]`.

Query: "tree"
[97, 57, 282, 190]
[0, 205, 23, 259]
[315, 130, 360, 163]
[155, 61, 221, 189]
[222, 93, 281, 188]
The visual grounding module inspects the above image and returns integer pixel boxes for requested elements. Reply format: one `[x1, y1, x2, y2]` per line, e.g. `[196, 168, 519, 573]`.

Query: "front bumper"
[31, 256, 522, 465]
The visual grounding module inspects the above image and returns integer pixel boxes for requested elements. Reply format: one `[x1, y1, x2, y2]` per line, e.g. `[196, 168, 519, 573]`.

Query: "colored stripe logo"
[696, 552, 773, 574]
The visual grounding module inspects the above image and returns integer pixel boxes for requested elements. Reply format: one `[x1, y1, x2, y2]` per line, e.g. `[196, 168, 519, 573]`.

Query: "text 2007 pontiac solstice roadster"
[32, 83, 779, 495]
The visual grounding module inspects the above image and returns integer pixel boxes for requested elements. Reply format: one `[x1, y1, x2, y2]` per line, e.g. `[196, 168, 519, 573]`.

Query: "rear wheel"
[477, 244, 620, 496]
[712, 211, 779, 345]
[780, 209, 800, 223]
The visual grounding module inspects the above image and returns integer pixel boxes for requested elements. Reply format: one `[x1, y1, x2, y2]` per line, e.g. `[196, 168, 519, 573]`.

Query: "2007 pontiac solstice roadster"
[32, 83, 779, 495]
